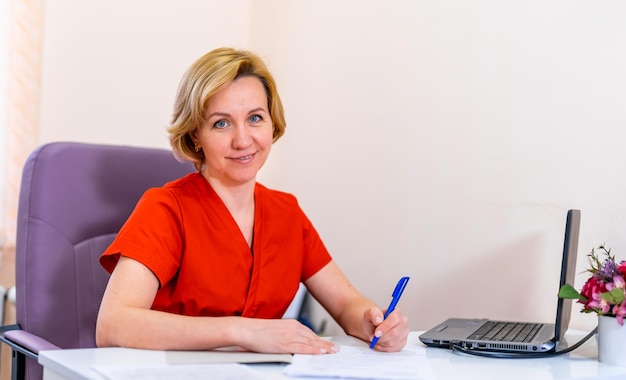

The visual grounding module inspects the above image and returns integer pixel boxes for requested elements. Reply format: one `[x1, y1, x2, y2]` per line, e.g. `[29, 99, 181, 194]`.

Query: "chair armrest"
[1, 325, 61, 359]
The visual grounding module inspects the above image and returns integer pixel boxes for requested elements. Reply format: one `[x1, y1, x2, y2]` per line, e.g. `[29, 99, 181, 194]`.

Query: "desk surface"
[39, 330, 626, 380]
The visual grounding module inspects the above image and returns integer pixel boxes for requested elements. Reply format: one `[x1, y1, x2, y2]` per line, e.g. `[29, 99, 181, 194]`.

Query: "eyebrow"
[207, 107, 268, 120]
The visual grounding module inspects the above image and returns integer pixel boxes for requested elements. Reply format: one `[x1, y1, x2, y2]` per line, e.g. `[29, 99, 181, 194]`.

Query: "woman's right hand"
[237, 318, 339, 355]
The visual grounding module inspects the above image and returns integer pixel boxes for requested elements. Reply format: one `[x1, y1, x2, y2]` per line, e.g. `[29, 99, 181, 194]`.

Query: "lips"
[231, 153, 255, 161]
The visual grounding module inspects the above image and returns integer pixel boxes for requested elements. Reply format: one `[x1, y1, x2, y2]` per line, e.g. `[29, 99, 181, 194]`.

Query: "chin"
[230, 174, 258, 185]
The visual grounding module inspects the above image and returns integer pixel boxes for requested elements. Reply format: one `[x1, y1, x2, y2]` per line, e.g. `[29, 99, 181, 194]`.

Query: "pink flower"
[611, 274, 626, 290]
[618, 261, 626, 278]
[580, 277, 608, 311]
[612, 302, 626, 325]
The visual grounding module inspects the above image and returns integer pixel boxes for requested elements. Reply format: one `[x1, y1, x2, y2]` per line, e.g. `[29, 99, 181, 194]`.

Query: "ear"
[190, 130, 199, 145]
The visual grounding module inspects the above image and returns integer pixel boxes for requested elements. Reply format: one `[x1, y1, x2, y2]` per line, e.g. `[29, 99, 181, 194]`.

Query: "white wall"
[39, 0, 252, 148]
[38, 0, 626, 335]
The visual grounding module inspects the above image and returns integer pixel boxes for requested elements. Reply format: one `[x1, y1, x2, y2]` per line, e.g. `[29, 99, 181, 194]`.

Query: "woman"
[96, 47, 409, 354]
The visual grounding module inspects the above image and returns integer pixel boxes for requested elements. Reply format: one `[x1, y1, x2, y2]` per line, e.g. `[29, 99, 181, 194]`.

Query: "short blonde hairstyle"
[167, 47, 286, 171]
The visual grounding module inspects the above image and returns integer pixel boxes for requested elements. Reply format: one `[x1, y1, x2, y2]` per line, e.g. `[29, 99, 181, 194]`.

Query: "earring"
[194, 143, 201, 152]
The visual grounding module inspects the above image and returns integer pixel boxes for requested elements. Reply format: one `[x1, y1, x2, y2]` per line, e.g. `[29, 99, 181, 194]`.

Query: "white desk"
[39, 330, 626, 380]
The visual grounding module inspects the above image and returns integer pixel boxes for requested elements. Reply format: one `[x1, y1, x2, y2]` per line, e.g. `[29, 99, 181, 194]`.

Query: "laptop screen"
[553, 209, 581, 342]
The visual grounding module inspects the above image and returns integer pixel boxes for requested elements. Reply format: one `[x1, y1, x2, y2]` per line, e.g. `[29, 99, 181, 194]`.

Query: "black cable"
[449, 326, 598, 359]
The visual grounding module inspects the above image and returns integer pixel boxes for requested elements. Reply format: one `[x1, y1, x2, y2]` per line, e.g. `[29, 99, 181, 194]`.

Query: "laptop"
[419, 209, 580, 354]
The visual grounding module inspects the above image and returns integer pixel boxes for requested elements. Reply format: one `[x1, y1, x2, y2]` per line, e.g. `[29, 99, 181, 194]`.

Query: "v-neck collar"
[194, 173, 260, 254]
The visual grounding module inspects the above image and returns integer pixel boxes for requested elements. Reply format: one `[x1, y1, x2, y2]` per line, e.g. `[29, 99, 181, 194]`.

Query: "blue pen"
[370, 276, 410, 349]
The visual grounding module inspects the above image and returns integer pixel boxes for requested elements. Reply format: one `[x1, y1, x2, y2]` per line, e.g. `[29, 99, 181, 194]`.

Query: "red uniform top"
[100, 173, 332, 319]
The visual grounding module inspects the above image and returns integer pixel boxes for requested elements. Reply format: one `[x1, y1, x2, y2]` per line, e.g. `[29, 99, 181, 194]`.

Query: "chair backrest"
[14, 142, 193, 378]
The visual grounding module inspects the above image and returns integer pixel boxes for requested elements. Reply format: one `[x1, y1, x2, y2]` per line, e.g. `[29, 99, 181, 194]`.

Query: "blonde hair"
[167, 48, 286, 171]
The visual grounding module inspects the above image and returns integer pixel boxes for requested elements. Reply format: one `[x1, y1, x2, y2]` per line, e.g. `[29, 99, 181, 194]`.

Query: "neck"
[201, 174, 256, 248]
[203, 176, 255, 210]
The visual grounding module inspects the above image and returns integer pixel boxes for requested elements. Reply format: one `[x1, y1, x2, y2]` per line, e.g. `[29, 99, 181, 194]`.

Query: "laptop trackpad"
[439, 318, 486, 331]
[421, 318, 487, 341]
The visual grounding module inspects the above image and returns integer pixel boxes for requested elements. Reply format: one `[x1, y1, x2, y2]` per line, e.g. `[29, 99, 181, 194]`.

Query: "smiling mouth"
[231, 153, 255, 161]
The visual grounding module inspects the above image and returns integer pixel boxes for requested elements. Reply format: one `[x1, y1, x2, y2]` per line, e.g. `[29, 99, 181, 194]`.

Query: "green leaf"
[558, 284, 587, 301]
[601, 288, 625, 305]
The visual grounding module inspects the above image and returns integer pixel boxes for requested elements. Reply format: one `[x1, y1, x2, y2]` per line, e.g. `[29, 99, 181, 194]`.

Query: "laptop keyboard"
[467, 321, 542, 342]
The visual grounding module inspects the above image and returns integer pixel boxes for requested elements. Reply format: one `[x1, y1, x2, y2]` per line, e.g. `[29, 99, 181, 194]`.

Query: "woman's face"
[194, 76, 274, 187]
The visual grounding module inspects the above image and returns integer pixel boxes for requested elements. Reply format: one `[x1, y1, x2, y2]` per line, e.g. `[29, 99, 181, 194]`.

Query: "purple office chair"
[0, 142, 194, 380]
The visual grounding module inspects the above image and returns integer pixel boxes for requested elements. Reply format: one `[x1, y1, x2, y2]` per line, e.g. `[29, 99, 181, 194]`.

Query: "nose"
[232, 125, 252, 149]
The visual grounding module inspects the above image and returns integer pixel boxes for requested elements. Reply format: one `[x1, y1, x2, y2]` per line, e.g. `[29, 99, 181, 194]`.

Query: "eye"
[248, 114, 262, 123]
[213, 119, 229, 129]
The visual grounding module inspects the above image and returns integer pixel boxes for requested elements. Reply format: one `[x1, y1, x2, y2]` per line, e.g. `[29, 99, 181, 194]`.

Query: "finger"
[371, 327, 404, 351]
[368, 307, 385, 326]
[292, 325, 340, 354]
[372, 309, 398, 337]
[292, 334, 340, 355]
[379, 309, 406, 329]
[292, 343, 339, 355]
[372, 313, 409, 352]
[373, 335, 407, 352]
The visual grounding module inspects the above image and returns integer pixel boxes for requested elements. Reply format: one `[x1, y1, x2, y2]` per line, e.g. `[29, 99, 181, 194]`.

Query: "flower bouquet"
[558, 244, 626, 325]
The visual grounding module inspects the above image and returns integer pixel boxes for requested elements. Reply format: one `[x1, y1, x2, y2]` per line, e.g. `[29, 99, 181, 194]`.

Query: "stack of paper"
[95, 363, 268, 380]
[284, 345, 433, 379]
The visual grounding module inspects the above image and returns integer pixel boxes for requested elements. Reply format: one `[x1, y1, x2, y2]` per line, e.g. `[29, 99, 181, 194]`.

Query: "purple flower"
[595, 258, 620, 282]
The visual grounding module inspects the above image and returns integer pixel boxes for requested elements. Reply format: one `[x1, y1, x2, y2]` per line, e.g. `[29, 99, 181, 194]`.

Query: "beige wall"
[0, 1, 10, 247]
[38, 0, 626, 334]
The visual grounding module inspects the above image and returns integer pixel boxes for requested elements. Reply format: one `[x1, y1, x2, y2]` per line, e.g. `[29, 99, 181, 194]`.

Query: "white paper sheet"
[94, 363, 268, 380]
[284, 345, 433, 379]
